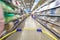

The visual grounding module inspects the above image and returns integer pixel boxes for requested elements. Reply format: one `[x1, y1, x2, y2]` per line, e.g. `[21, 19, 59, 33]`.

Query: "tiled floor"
[6, 16, 54, 40]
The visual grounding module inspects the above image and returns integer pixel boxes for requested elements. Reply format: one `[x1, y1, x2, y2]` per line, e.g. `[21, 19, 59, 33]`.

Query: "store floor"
[6, 16, 55, 40]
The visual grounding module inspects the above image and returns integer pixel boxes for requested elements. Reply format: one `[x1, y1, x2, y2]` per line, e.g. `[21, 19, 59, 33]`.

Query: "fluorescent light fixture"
[31, 0, 40, 11]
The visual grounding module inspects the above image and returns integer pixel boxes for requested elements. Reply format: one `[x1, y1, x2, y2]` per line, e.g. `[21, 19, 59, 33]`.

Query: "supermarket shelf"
[1, 15, 29, 38]
[5, 17, 22, 25]
[34, 1, 60, 13]
[34, 0, 54, 12]
[39, 19, 60, 34]
[10, 16, 28, 32]
[32, 0, 54, 13]
[5, 14, 29, 25]
[37, 15, 60, 17]
[37, 17, 60, 28]
[41, 5, 60, 12]
[4, 0, 18, 8]
[37, 16, 60, 27]
[35, 18, 60, 38]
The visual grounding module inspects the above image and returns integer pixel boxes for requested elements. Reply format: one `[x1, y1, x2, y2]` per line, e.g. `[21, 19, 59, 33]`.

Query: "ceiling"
[32, 0, 47, 11]
[18, 0, 35, 9]
[16, 0, 51, 12]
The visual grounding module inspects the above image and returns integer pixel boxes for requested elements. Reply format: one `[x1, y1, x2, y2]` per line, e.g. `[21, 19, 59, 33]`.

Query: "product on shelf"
[55, 8, 60, 15]
[0, 0, 15, 23]
[22, 14, 26, 18]
[12, 15, 20, 20]
[5, 22, 14, 31]
[19, 19, 21, 21]
[15, 15, 21, 18]
[5, 13, 14, 23]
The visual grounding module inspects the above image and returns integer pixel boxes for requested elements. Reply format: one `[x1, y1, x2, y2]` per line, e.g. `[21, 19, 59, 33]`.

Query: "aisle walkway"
[6, 16, 53, 40]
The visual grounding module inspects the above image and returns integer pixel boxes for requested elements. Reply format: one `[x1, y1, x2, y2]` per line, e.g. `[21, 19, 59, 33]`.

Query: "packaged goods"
[5, 22, 14, 31]
[55, 8, 60, 15]
[5, 13, 14, 23]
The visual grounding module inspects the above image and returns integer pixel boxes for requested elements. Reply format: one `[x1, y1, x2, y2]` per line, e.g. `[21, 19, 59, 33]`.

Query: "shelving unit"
[0, 0, 30, 39]
[33, 0, 60, 13]
[32, 0, 54, 14]
[35, 17, 60, 38]
[33, 0, 60, 38]
[0, 14, 29, 39]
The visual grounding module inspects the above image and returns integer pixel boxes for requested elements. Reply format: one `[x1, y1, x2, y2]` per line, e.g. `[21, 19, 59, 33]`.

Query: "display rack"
[32, 0, 55, 13]
[40, 6, 60, 12]
[34, 19, 58, 40]
[36, 19, 60, 38]
[0, 14, 29, 40]
[37, 17, 60, 26]
[0, 0, 30, 40]
[36, 15, 60, 26]
[34, 0, 60, 12]
[37, 15, 60, 17]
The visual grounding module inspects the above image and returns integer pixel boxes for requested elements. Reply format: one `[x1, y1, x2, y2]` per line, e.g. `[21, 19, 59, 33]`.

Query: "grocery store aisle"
[6, 16, 54, 40]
